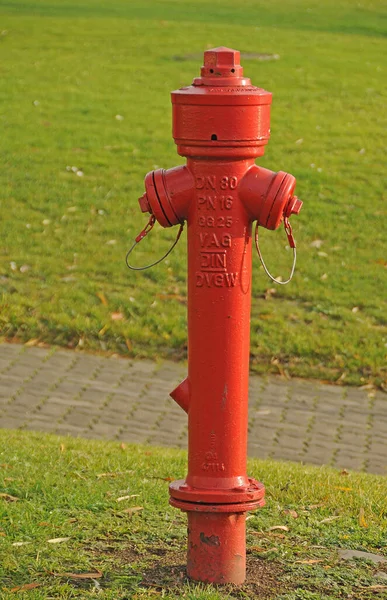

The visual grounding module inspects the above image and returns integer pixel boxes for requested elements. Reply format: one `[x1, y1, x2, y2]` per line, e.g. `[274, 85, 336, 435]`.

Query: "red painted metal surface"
[136, 47, 302, 584]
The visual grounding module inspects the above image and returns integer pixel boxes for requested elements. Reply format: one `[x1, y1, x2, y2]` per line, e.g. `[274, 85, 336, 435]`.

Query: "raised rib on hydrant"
[135, 47, 302, 585]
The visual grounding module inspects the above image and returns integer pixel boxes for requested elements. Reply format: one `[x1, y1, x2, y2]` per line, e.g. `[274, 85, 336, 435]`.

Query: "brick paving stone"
[0, 345, 23, 357]
[54, 424, 87, 436]
[343, 412, 370, 426]
[368, 431, 387, 443]
[0, 381, 23, 397]
[120, 431, 150, 444]
[76, 389, 108, 405]
[63, 411, 93, 428]
[341, 391, 369, 408]
[87, 422, 120, 438]
[338, 430, 368, 444]
[0, 416, 23, 429]
[271, 449, 304, 463]
[88, 371, 124, 387]
[334, 454, 365, 472]
[5, 390, 43, 406]
[0, 358, 13, 370]
[247, 446, 271, 460]
[43, 356, 75, 371]
[0, 343, 386, 474]
[154, 363, 187, 382]
[367, 460, 386, 474]
[119, 421, 154, 434]
[5, 406, 38, 421]
[369, 442, 387, 458]
[24, 419, 57, 432]
[127, 360, 158, 375]
[303, 454, 334, 466]
[5, 366, 37, 381]
[275, 434, 305, 452]
[140, 399, 170, 413]
[285, 410, 314, 427]
[131, 408, 162, 423]
[34, 401, 69, 417]
[304, 439, 335, 455]
[280, 422, 308, 436]
[98, 411, 131, 426]
[249, 433, 276, 448]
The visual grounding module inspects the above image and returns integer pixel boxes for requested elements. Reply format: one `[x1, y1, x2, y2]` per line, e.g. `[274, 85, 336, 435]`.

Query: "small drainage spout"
[170, 377, 190, 414]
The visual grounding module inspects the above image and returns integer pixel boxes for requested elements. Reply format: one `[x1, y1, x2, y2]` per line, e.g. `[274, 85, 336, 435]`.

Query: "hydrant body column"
[186, 158, 255, 492]
[135, 47, 302, 585]
[183, 158, 258, 583]
[170, 157, 266, 584]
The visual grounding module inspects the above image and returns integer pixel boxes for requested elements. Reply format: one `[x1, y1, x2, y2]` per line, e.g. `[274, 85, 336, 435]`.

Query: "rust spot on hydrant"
[200, 532, 220, 547]
[221, 384, 228, 411]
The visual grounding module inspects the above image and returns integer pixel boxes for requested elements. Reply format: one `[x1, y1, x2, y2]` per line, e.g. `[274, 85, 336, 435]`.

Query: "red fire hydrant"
[130, 47, 302, 585]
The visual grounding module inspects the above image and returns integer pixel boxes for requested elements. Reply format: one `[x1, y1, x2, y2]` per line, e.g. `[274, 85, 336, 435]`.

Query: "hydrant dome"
[171, 47, 272, 158]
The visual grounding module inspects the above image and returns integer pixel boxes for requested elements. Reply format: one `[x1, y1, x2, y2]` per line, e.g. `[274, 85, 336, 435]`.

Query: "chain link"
[254, 218, 297, 285]
[126, 215, 184, 271]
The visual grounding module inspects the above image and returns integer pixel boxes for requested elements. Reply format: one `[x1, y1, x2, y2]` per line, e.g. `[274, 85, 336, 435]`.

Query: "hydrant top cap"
[202, 47, 243, 77]
[192, 46, 250, 87]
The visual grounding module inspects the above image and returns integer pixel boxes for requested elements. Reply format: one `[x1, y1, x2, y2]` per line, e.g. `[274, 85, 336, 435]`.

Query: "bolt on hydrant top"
[171, 47, 273, 158]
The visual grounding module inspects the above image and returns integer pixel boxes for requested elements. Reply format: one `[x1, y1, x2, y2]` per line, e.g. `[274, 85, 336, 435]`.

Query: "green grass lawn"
[0, 430, 386, 599]
[0, 0, 386, 385]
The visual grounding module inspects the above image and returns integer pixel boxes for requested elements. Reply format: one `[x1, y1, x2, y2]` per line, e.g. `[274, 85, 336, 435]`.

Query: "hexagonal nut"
[204, 46, 240, 70]
[286, 196, 303, 216]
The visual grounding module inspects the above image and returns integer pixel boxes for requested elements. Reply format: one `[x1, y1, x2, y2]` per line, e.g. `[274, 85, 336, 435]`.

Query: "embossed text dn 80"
[135, 47, 302, 585]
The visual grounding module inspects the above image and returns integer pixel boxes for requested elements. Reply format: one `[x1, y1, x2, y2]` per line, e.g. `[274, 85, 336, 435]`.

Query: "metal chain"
[126, 215, 184, 271]
[254, 217, 297, 285]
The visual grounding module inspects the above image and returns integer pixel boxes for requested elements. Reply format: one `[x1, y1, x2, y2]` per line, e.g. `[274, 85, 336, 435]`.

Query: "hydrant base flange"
[170, 495, 265, 585]
[169, 478, 265, 506]
[169, 497, 265, 513]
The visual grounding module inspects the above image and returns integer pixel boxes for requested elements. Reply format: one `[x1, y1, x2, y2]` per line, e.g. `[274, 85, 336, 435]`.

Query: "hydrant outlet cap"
[285, 196, 303, 218]
[138, 192, 151, 213]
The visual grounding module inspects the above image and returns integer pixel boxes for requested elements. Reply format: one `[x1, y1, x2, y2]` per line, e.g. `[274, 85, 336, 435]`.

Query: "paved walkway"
[0, 343, 385, 475]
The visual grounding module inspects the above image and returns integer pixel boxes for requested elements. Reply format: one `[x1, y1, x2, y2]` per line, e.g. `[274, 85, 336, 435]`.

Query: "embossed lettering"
[220, 195, 233, 209]
[198, 195, 216, 210]
[197, 194, 233, 210]
[205, 451, 218, 460]
[198, 216, 233, 228]
[223, 233, 232, 247]
[199, 233, 232, 248]
[196, 176, 216, 190]
[196, 272, 238, 287]
[220, 176, 238, 190]
[225, 272, 237, 286]
[201, 462, 226, 472]
[200, 252, 227, 271]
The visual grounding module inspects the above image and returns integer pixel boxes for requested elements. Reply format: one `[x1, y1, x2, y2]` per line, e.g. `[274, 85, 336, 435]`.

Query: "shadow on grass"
[84, 541, 290, 598]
